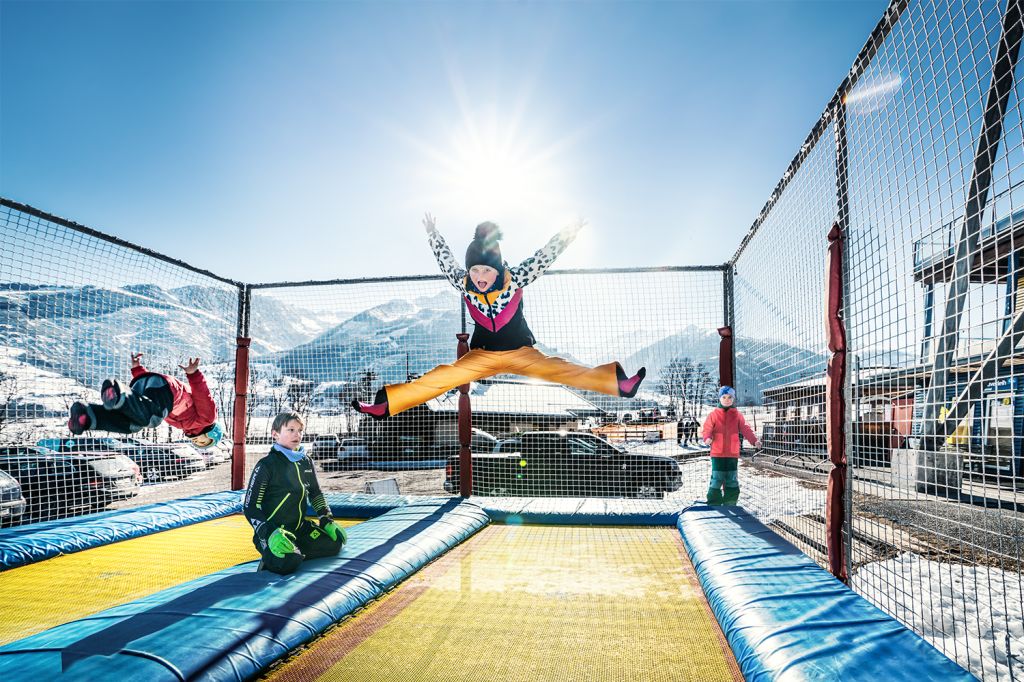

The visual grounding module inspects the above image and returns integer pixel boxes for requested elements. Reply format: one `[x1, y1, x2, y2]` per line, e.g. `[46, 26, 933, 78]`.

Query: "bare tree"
[691, 365, 718, 417]
[286, 379, 315, 421]
[209, 363, 235, 430]
[264, 380, 288, 418]
[656, 355, 718, 418]
[656, 356, 697, 415]
[0, 371, 23, 441]
[245, 365, 265, 440]
[358, 369, 378, 402]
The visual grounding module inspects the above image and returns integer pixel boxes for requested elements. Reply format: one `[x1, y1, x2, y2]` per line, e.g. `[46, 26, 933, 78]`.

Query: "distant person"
[701, 386, 759, 506]
[351, 214, 646, 419]
[678, 416, 698, 446]
[686, 418, 699, 445]
[244, 411, 346, 575]
[67, 352, 224, 450]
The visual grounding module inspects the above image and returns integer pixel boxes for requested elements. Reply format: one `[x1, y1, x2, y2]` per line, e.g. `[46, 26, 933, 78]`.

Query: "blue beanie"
[718, 386, 736, 399]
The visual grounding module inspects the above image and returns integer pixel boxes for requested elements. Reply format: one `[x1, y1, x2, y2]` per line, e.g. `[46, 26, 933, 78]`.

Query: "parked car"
[335, 437, 371, 467]
[39, 436, 205, 483]
[368, 429, 497, 465]
[310, 435, 339, 461]
[370, 434, 429, 461]
[444, 431, 682, 498]
[166, 439, 230, 467]
[0, 469, 27, 526]
[64, 452, 141, 503]
[437, 429, 500, 458]
[0, 446, 108, 520]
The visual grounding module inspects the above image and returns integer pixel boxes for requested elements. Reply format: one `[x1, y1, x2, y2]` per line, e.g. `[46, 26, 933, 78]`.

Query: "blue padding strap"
[678, 506, 973, 681]
[0, 498, 488, 681]
[480, 497, 680, 525]
[0, 491, 243, 571]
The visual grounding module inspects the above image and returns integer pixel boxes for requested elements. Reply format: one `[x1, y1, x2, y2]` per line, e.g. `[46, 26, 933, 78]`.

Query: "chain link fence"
[246, 266, 726, 500]
[2, 0, 1024, 677]
[0, 199, 241, 520]
[733, 0, 1024, 677]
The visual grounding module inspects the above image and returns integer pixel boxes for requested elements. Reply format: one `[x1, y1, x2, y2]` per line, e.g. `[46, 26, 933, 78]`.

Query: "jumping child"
[701, 386, 759, 505]
[352, 214, 646, 418]
[244, 411, 346, 575]
[67, 352, 224, 449]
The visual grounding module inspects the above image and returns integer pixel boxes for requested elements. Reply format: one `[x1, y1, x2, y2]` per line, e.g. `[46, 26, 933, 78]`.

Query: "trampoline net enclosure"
[1, 0, 1023, 679]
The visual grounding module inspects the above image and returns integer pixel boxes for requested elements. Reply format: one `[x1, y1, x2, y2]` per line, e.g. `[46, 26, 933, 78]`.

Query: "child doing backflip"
[244, 411, 346, 575]
[67, 352, 224, 449]
[352, 214, 647, 418]
[701, 386, 759, 505]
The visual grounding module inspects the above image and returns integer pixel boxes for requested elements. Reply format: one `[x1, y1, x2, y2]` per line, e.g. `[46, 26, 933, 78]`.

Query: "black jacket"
[243, 446, 331, 545]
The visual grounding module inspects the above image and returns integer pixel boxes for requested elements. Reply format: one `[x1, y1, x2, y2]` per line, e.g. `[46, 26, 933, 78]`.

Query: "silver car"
[335, 437, 370, 467]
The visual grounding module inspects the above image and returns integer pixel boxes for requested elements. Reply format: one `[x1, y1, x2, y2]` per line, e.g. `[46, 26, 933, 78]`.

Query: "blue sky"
[1, 0, 888, 283]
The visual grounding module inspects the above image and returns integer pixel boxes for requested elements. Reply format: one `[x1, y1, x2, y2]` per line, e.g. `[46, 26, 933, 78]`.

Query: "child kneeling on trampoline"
[701, 386, 758, 506]
[67, 352, 224, 450]
[352, 213, 646, 419]
[244, 411, 346, 575]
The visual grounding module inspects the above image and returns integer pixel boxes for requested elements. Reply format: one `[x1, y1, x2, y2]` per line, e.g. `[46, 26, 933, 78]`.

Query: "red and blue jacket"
[130, 365, 217, 437]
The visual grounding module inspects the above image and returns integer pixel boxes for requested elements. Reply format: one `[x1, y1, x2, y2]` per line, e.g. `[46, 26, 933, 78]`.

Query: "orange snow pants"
[382, 346, 622, 416]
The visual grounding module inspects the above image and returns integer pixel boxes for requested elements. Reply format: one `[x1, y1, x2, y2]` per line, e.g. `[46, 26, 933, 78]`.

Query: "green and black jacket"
[243, 446, 332, 548]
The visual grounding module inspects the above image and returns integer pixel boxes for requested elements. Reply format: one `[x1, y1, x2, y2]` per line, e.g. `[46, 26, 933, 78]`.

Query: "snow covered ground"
[854, 554, 1023, 680]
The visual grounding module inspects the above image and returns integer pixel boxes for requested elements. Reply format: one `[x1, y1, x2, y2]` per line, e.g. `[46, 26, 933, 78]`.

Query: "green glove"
[321, 517, 346, 544]
[268, 528, 297, 558]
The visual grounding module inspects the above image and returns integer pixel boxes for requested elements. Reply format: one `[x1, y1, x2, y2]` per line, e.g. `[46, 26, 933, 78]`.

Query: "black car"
[444, 431, 682, 498]
[436, 429, 499, 459]
[0, 469, 27, 526]
[0, 446, 107, 520]
[40, 436, 205, 483]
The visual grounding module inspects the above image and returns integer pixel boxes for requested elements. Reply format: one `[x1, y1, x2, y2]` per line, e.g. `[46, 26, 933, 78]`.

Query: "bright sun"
[418, 109, 576, 236]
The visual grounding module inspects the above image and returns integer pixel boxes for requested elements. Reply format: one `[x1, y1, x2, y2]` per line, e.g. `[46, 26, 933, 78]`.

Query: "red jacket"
[130, 365, 217, 437]
[701, 407, 758, 458]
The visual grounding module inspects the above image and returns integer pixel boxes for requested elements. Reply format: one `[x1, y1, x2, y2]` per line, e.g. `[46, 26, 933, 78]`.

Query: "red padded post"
[456, 333, 473, 498]
[231, 336, 251, 490]
[824, 222, 849, 582]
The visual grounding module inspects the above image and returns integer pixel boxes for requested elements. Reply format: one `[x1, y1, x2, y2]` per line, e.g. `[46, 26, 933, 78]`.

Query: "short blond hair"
[271, 411, 304, 433]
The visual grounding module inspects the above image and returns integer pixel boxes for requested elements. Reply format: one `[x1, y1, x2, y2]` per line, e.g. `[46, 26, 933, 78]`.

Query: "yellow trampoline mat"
[0, 515, 362, 645]
[267, 525, 742, 682]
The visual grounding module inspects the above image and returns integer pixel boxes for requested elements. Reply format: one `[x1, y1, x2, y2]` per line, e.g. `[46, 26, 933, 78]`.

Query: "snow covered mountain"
[0, 283, 338, 388]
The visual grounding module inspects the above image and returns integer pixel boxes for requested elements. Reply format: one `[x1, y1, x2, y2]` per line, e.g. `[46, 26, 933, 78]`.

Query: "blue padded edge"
[0, 491, 243, 571]
[678, 505, 974, 681]
[0, 497, 489, 682]
[324, 492, 417, 518]
[479, 497, 680, 525]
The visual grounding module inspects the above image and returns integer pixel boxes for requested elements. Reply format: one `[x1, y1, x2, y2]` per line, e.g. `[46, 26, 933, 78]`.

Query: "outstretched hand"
[562, 218, 587, 239]
[131, 352, 143, 368]
[423, 212, 437, 234]
[179, 357, 201, 375]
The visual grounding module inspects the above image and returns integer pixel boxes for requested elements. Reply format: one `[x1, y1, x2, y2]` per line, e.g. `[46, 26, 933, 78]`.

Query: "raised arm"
[508, 220, 584, 287]
[424, 213, 467, 293]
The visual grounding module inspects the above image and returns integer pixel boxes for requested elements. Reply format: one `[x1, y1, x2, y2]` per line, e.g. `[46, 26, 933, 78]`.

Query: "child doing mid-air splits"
[67, 352, 224, 449]
[701, 386, 759, 506]
[352, 214, 647, 419]
[244, 411, 346, 575]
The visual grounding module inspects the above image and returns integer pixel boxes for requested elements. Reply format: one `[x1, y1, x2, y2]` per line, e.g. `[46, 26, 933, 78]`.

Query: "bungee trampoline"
[0, 491, 971, 681]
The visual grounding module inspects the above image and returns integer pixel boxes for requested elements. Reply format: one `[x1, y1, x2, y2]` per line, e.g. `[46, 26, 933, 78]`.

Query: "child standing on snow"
[68, 352, 224, 450]
[701, 386, 758, 505]
[244, 411, 346, 575]
[352, 213, 647, 419]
